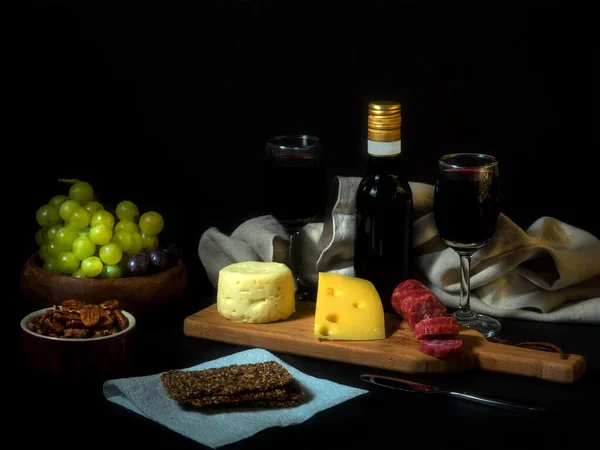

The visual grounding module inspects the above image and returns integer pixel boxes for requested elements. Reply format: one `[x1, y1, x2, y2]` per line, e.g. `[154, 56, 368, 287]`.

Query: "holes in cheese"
[326, 287, 343, 297]
[325, 314, 339, 323]
[216, 261, 295, 324]
[319, 325, 331, 336]
[314, 272, 385, 341]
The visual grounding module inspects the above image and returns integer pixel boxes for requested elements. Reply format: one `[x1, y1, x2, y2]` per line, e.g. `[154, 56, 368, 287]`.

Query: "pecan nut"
[52, 311, 76, 323]
[61, 299, 86, 312]
[43, 318, 64, 334]
[28, 300, 129, 339]
[98, 309, 114, 328]
[65, 319, 86, 329]
[112, 309, 129, 331]
[80, 305, 102, 327]
[64, 328, 90, 339]
[99, 299, 119, 310]
[38, 309, 53, 325]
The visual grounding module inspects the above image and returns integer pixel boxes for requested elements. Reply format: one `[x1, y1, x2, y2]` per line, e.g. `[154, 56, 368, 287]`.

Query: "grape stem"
[58, 178, 82, 184]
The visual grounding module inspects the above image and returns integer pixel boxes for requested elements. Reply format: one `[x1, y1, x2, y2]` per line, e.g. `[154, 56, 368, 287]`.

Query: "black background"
[10, 1, 598, 300]
[7, 3, 600, 448]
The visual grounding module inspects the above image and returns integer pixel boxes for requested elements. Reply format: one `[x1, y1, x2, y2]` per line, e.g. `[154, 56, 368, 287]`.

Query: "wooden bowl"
[21, 307, 136, 381]
[20, 252, 188, 317]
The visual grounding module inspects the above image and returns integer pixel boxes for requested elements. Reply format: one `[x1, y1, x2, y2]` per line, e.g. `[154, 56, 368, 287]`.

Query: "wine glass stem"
[289, 230, 308, 299]
[456, 252, 477, 321]
[288, 230, 300, 277]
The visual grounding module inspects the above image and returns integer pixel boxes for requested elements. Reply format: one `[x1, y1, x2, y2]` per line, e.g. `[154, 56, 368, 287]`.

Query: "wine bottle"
[354, 100, 414, 313]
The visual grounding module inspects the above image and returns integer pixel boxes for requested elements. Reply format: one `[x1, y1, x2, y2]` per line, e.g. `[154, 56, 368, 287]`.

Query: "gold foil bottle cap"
[368, 100, 401, 142]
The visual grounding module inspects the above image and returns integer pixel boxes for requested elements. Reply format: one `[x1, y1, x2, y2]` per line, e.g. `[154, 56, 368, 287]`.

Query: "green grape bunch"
[34, 179, 167, 279]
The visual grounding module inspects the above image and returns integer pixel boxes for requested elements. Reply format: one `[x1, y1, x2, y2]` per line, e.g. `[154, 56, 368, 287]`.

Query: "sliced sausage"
[418, 338, 463, 358]
[414, 317, 459, 339]
[405, 295, 447, 329]
[392, 280, 428, 317]
[391, 279, 427, 304]
[391, 279, 446, 329]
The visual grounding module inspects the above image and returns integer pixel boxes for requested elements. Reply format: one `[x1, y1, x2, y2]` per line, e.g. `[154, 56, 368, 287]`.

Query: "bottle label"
[368, 140, 401, 157]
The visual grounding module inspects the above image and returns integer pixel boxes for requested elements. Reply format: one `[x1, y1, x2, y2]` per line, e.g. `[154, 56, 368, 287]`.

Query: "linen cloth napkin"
[198, 176, 600, 324]
[103, 348, 367, 449]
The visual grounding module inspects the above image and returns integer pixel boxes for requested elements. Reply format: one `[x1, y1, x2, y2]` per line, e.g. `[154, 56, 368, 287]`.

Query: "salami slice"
[391, 281, 447, 328]
[414, 317, 459, 339]
[392, 280, 427, 308]
[418, 338, 463, 358]
[392, 279, 427, 300]
[391, 280, 431, 317]
[394, 288, 429, 317]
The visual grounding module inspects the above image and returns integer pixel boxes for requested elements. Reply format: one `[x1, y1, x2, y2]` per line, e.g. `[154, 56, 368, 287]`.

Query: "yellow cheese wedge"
[216, 261, 295, 324]
[314, 272, 386, 340]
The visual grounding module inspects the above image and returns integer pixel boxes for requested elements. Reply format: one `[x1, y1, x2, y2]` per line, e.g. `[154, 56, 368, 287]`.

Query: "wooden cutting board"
[183, 301, 586, 384]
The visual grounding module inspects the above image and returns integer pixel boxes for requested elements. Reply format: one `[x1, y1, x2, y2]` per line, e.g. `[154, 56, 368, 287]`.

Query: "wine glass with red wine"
[265, 135, 325, 299]
[433, 153, 501, 338]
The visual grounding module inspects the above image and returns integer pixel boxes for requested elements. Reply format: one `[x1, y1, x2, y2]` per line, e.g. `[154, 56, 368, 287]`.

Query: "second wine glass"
[433, 153, 501, 338]
[264, 135, 326, 299]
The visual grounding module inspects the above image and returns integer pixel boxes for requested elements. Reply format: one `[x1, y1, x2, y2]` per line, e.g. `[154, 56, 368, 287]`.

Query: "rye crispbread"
[160, 361, 304, 409]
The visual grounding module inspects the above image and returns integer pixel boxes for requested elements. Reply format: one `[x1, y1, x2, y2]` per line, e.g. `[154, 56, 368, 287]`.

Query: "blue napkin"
[103, 348, 368, 448]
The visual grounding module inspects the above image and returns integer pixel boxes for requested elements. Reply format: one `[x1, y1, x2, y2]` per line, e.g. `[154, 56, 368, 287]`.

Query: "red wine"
[354, 101, 413, 312]
[354, 156, 413, 312]
[265, 155, 326, 232]
[434, 168, 500, 247]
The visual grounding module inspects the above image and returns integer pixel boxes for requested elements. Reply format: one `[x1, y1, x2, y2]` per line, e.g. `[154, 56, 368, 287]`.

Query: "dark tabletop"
[12, 285, 600, 450]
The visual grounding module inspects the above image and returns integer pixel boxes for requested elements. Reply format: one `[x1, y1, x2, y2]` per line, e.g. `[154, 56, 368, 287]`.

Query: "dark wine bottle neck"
[366, 154, 403, 174]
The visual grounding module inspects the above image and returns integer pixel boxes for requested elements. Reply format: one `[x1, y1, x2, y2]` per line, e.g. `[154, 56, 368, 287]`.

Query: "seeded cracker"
[160, 361, 305, 409]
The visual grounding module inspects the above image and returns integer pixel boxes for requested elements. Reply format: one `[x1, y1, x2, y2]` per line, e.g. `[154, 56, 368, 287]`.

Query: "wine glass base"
[450, 312, 502, 339]
[295, 291, 310, 301]
[293, 277, 313, 302]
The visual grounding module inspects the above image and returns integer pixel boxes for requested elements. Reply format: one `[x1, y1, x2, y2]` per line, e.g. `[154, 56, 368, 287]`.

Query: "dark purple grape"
[127, 253, 150, 276]
[148, 247, 169, 272]
[162, 243, 180, 267]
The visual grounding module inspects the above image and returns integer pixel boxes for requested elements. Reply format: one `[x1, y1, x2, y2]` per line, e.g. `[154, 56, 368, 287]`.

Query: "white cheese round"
[216, 261, 295, 324]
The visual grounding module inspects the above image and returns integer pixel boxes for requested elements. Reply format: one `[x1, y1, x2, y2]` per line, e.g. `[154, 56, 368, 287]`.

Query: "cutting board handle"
[469, 336, 586, 383]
